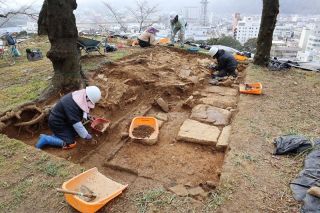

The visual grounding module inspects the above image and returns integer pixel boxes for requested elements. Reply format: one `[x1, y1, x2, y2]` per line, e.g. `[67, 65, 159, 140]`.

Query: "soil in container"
[132, 125, 155, 138]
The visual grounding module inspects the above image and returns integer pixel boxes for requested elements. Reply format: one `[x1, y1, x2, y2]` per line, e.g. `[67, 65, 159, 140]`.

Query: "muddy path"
[2, 46, 246, 211]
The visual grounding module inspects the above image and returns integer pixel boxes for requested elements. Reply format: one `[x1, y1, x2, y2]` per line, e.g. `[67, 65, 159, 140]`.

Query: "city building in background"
[200, 0, 209, 26]
[297, 23, 320, 62]
[235, 17, 260, 44]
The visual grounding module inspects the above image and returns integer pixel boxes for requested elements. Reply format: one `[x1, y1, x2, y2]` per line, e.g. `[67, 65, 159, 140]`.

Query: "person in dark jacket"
[35, 86, 101, 150]
[209, 46, 238, 78]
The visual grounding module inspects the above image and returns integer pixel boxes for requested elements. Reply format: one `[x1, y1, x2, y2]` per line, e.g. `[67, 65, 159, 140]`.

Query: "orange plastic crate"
[129, 117, 159, 144]
[240, 82, 263, 95]
[62, 168, 127, 213]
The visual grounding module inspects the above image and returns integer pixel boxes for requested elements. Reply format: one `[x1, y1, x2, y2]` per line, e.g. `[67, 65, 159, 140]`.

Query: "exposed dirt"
[1, 46, 246, 212]
[94, 123, 107, 132]
[132, 125, 155, 138]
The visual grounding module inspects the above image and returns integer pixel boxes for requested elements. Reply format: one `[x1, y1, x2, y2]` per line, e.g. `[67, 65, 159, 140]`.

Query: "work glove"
[87, 114, 95, 121]
[85, 134, 92, 140]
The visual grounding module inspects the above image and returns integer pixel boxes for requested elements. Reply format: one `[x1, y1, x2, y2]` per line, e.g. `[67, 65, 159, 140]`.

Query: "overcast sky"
[3, 0, 320, 15]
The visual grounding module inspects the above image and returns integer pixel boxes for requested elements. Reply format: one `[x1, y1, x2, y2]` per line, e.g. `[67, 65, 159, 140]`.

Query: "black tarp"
[290, 139, 320, 212]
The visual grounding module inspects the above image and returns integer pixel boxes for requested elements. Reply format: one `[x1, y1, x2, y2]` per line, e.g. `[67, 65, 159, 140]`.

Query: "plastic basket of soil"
[91, 118, 111, 133]
[239, 82, 263, 95]
[129, 117, 159, 145]
[61, 167, 128, 213]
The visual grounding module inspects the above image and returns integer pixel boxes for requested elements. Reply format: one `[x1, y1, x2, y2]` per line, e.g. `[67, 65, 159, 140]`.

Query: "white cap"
[209, 46, 219, 57]
[86, 86, 101, 104]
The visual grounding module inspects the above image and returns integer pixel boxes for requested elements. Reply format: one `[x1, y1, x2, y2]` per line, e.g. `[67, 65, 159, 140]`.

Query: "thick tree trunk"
[253, 0, 279, 66]
[38, 0, 82, 92]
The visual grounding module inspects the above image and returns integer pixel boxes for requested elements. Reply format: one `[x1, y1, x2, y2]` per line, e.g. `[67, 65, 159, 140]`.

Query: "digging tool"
[56, 188, 96, 200]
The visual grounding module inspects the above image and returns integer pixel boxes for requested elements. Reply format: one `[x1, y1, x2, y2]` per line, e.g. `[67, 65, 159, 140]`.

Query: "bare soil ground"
[2, 39, 319, 213]
[2, 45, 237, 212]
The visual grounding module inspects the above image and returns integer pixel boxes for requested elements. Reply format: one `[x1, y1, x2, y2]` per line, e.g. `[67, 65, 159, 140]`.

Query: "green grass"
[109, 50, 131, 61]
[203, 182, 234, 212]
[39, 181, 56, 189]
[12, 179, 33, 202]
[37, 160, 69, 177]
[133, 188, 175, 213]
[0, 135, 84, 211]
[0, 36, 140, 114]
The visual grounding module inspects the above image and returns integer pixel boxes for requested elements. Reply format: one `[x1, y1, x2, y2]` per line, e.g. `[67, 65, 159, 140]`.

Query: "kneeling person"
[138, 27, 159, 48]
[36, 86, 101, 149]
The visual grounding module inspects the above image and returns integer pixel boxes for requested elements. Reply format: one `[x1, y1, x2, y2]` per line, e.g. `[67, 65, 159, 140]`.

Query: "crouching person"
[138, 27, 159, 48]
[209, 46, 238, 79]
[36, 86, 101, 150]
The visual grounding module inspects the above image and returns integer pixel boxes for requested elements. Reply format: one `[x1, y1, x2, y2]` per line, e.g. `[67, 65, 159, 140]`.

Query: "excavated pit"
[2, 46, 245, 198]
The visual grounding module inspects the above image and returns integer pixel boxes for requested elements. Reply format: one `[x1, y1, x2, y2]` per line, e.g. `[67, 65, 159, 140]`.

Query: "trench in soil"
[3, 46, 233, 194]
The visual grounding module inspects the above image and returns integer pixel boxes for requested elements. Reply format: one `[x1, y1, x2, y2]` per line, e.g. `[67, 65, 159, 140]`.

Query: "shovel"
[56, 188, 97, 200]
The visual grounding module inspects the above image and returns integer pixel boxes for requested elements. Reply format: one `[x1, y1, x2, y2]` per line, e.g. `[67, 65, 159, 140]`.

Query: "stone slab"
[188, 186, 206, 196]
[190, 104, 231, 126]
[155, 112, 168, 121]
[216, 126, 232, 151]
[179, 69, 191, 78]
[169, 184, 189, 196]
[177, 119, 220, 145]
[155, 98, 169, 112]
[157, 119, 165, 128]
[203, 86, 238, 96]
[200, 93, 237, 109]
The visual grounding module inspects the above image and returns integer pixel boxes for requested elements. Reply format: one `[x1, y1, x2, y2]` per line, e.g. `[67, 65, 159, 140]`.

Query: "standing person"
[208, 46, 238, 79]
[36, 86, 101, 150]
[138, 26, 159, 48]
[169, 12, 187, 47]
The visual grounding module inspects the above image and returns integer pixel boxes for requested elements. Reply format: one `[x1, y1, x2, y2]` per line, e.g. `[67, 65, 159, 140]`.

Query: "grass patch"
[109, 50, 130, 61]
[37, 159, 69, 177]
[12, 179, 33, 203]
[39, 181, 56, 189]
[203, 182, 234, 212]
[0, 181, 10, 188]
[133, 188, 176, 213]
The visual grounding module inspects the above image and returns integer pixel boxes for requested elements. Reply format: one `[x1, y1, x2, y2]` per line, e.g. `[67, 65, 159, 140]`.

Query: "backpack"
[5, 34, 16, 45]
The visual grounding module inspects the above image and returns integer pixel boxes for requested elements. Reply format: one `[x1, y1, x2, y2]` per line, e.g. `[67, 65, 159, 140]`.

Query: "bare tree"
[253, 0, 280, 66]
[0, 0, 38, 27]
[127, 0, 158, 33]
[103, 2, 127, 32]
[38, 0, 84, 95]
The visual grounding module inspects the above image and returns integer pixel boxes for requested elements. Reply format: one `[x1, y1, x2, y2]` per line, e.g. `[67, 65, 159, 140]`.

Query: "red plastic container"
[91, 118, 111, 133]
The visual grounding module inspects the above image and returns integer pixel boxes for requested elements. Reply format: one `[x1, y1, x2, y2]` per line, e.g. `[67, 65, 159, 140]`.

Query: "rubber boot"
[36, 134, 64, 149]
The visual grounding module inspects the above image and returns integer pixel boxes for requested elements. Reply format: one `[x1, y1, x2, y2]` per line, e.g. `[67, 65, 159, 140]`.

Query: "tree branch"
[0, 3, 39, 27]
[103, 1, 127, 32]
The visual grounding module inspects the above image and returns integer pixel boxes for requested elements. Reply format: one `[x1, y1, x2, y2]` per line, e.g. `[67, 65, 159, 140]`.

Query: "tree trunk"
[38, 0, 83, 92]
[253, 0, 279, 66]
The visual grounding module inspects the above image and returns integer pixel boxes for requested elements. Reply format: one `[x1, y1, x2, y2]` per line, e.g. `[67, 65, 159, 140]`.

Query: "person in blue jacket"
[209, 46, 238, 78]
[36, 86, 101, 150]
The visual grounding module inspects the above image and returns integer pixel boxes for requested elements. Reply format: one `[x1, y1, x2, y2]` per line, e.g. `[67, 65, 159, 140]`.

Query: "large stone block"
[199, 93, 237, 109]
[169, 185, 188, 197]
[191, 104, 231, 126]
[203, 86, 238, 96]
[216, 125, 232, 151]
[177, 119, 220, 145]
